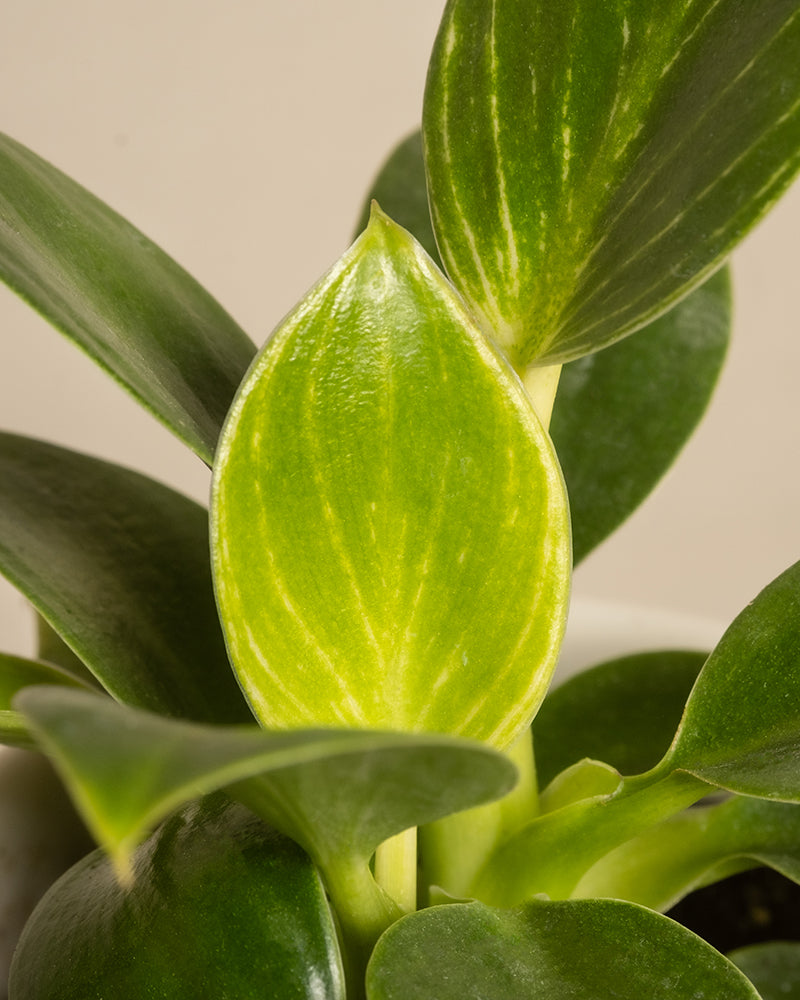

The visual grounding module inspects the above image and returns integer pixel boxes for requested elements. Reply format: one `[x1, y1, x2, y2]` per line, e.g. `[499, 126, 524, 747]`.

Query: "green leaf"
[666, 560, 800, 799]
[551, 268, 730, 563]
[354, 134, 731, 559]
[36, 613, 97, 686]
[14, 686, 517, 880]
[575, 794, 800, 912]
[0, 651, 91, 748]
[0, 133, 256, 464]
[534, 649, 706, 788]
[355, 132, 442, 267]
[211, 207, 570, 749]
[471, 765, 708, 904]
[9, 795, 345, 1000]
[423, 0, 800, 365]
[0, 433, 250, 723]
[366, 898, 760, 999]
[731, 943, 800, 1000]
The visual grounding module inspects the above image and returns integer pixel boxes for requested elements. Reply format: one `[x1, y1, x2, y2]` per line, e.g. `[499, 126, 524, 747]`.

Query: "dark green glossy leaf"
[424, 0, 800, 365]
[9, 795, 345, 1000]
[36, 613, 97, 687]
[551, 268, 730, 563]
[212, 207, 570, 749]
[0, 651, 91, 749]
[366, 897, 760, 999]
[731, 943, 800, 1000]
[355, 132, 442, 267]
[15, 686, 516, 880]
[534, 649, 707, 788]
[0, 133, 256, 464]
[667, 560, 800, 799]
[576, 794, 800, 911]
[0, 434, 250, 723]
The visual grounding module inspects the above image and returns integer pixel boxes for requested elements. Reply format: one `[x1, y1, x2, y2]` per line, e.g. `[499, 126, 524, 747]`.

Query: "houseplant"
[1, 0, 800, 996]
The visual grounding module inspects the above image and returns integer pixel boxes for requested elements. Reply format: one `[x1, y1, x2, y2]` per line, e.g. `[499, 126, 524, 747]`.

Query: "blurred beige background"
[1, 1, 799, 656]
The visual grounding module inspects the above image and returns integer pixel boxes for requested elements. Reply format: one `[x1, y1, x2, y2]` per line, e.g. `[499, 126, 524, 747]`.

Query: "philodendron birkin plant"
[1, 1, 800, 998]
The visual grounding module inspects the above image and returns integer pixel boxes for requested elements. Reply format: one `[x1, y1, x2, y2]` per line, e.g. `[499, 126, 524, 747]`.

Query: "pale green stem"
[501, 727, 540, 826]
[322, 854, 402, 1000]
[419, 729, 540, 899]
[373, 826, 417, 912]
[522, 363, 563, 427]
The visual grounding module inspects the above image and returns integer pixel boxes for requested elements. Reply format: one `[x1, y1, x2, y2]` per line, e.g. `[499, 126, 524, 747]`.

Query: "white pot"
[556, 597, 725, 682]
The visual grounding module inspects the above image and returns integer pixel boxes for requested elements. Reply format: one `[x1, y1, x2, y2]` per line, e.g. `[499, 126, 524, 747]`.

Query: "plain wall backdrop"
[1, 1, 799, 656]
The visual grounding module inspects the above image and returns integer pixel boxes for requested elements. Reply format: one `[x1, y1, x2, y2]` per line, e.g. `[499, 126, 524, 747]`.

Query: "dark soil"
[667, 868, 800, 953]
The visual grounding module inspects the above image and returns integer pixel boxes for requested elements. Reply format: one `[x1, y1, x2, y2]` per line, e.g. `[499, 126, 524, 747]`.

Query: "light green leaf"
[575, 794, 800, 912]
[731, 943, 800, 1000]
[0, 651, 91, 749]
[538, 758, 621, 814]
[0, 433, 250, 723]
[471, 765, 708, 904]
[551, 268, 730, 562]
[666, 560, 800, 799]
[366, 898, 760, 999]
[533, 649, 707, 787]
[14, 686, 517, 880]
[424, 0, 800, 365]
[10, 796, 346, 1000]
[0, 133, 256, 464]
[211, 207, 570, 749]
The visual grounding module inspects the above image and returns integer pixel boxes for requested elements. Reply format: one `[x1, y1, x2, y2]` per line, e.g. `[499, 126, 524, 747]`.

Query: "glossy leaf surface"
[576, 794, 800, 911]
[0, 133, 256, 463]
[10, 796, 345, 1000]
[356, 134, 731, 561]
[212, 208, 570, 748]
[667, 560, 800, 799]
[366, 898, 760, 999]
[15, 686, 517, 877]
[0, 434, 250, 723]
[534, 650, 706, 787]
[424, 0, 800, 365]
[551, 269, 730, 563]
[731, 943, 800, 1000]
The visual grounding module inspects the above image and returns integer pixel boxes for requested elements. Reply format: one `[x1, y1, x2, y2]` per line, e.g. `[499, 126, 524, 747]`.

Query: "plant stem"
[322, 854, 402, 1000]
[501, 727, 540, 826]
[419, 728, 540, 899]
[373, 826, 417, 912]
[522, 363, 563, 427]
[472, 767, 711, 906]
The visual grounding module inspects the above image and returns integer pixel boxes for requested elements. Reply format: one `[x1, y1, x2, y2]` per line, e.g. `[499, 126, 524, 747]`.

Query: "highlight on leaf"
[211, 206, 571, 749]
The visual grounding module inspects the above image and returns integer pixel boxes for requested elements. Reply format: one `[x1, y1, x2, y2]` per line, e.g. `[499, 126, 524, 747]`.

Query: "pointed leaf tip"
[212, 216, 570, 747]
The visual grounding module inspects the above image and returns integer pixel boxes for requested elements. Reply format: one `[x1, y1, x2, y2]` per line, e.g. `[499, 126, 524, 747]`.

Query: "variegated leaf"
[211, 207, 570, 748]
[424, 0, 800, 365]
